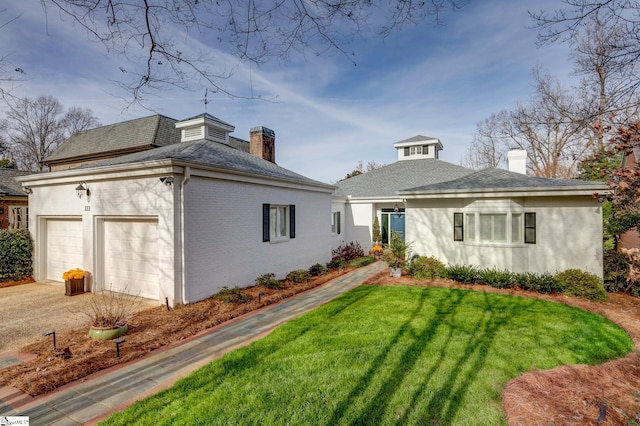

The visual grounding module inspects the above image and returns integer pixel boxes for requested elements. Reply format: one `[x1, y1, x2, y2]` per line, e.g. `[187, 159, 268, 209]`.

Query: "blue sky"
[1, 1, 575, 183]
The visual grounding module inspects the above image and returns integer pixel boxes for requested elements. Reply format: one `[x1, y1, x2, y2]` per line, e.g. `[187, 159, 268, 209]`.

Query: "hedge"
[0, 228, 33, 281]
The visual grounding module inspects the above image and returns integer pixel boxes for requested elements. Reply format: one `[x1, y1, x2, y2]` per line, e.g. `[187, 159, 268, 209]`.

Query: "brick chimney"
[250, 126, 275, 163]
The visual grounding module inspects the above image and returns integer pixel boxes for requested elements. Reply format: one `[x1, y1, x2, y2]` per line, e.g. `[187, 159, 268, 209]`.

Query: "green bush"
[0, 229, 33, 281]
[603, 251, 631, 293]
[477, 268, 516, 289]
[286, 269, 311, 283]
[555, 269, 608, 301]
[308, 263, 329, 276]
[408, 256, 446, 280]
[445, 264, 479, 284]
[327, 258, 346, 269]
[349, 256, 376, 268]
[256, 273, 284, 289]
[215, 286, 251, 304]
[514, 272, 560, 294]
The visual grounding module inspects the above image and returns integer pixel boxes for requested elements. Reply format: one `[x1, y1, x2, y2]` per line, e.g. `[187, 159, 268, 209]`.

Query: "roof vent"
[175, 114, 235, 144]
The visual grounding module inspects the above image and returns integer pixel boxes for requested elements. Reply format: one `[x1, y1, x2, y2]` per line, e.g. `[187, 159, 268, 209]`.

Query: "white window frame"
[331, 211, 341, 235]
[8, 205, 28, 230]
[270, 205, 289, 241]
[457, 202, 532, 246]
[479, 213, 507, 242]
[410, 146, 423, 156]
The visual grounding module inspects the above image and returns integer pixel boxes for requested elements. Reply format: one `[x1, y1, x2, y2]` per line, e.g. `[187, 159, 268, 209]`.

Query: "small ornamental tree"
[595, 121, 640, 250]
[372, 216, 381, 244]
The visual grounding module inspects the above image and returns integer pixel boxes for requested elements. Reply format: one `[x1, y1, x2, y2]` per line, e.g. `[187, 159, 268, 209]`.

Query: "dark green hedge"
[0, 229, 33, 281]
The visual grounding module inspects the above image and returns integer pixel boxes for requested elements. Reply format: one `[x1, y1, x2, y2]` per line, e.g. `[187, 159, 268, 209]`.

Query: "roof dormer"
[175, 113, 235, 144]
[393, 135, 443, 161]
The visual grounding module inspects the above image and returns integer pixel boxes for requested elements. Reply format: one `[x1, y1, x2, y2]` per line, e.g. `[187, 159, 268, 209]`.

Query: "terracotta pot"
[88, 324, 128, 340]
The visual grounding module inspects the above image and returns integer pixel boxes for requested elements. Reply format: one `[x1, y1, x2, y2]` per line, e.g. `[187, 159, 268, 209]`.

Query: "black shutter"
[453, 212, 464, 241]
[337, 211, 341, 235]
[263, 204, 270, 242]
[289, 205, 296, 238]
[524, 212, 536, 244]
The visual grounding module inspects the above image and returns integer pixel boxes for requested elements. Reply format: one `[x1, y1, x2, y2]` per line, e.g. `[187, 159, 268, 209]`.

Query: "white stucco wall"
[182, 175, 333, 303]
[26, 174, 178, 303]
[331, 200, 347, 251]
[407, 196, 604, 277]
[344, 201, 374, 251]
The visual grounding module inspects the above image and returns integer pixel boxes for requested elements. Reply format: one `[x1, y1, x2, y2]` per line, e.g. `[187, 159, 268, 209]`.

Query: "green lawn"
[102, 286, 632, 426]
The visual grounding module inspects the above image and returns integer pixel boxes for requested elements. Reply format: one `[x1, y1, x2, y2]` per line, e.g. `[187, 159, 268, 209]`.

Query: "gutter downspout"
[180, 166, 191, 305]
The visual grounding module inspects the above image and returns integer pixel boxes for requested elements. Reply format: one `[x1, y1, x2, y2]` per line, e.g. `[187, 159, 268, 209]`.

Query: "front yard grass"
[102, 285, 632, 426]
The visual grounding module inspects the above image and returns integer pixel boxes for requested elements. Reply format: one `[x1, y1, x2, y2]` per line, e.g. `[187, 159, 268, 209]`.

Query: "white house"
[19, 114, 335, 306]
[334, 136, 607, 277]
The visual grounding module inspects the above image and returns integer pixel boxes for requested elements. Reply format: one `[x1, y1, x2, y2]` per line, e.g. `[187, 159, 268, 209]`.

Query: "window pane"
[278, 206, 287, 237]
[494, 215, 506, 241]
[512, 214, 521, 243]
[479, 215, 492, 240]
[465, 214, 475, 241]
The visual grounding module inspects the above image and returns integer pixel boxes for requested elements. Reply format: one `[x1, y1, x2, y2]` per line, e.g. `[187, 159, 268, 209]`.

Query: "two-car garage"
[43, 217, 159, 300]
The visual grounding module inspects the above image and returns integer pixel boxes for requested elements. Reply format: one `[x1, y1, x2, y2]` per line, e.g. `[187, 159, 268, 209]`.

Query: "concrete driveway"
[0, 281, 155, 353]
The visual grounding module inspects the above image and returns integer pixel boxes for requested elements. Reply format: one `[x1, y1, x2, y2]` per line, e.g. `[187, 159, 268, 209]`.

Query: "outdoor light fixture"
[115, 338, 125, 358]
[259, 292, 265, 304]
[23, 187, 33, 194]
[159, 176, 174, 186]
[75, 182, 89, 199]
[394, 203, 399, 213]
[43, 330, 56, 350]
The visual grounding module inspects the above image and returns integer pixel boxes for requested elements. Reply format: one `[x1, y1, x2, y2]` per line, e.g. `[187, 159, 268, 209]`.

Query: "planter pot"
[88, 324, 128, 340]
[390, 267, 402, 278]
[65, 278, 85, 296]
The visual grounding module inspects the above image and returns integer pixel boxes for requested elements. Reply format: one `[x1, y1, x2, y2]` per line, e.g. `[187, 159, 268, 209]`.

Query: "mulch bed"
[0, 267, 353, 396]
[0, 277, 35, 289]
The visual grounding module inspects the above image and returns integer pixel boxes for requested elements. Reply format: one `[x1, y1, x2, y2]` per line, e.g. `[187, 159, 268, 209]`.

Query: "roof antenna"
[202, 88, 209, 114]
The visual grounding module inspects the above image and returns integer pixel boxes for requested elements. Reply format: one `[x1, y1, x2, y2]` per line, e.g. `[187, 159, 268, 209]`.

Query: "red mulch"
[0, 277, 35, 288]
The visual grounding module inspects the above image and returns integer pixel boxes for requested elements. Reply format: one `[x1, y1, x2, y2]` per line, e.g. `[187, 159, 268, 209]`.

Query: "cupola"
[175, 113, 235, 144]
[393, 135, 443, 161]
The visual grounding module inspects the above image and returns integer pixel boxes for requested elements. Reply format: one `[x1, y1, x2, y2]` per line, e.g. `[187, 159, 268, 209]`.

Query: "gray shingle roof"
[79, 139, 331, 188]
[0, 169, 31, 196]
[45, 115, 181, 162]
[394, 135, 439, 144]
[401, 167, 606, 193]
[335, 159, 474, 198]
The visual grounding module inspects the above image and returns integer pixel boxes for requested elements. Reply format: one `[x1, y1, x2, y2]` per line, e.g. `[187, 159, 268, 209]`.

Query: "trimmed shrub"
[256, 273, 284, 289]
[477, 268, 516, 289]
[555, 269, 608, 301]
[331, 241, 364, 263]
[0, 229, 33, 281]
[308, 263, 328, 277]
[327, 258, 347, 270]
[287, 269, 311, 283]
[603, 251, 631, 293]
[408, 256, 446, 280]
[215, 286, 251, 304]
[514, 272, 559, 294]
[445, 264, 479, 284]
[349, 256, 376, 268]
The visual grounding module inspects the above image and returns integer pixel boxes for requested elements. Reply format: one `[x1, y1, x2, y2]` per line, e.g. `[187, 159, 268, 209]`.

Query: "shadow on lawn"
[328, 289, 528, 426]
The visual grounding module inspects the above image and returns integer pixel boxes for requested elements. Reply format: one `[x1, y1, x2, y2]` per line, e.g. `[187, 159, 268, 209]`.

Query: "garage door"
[46, 218, 83, 281]
[103, 219, 159, 300]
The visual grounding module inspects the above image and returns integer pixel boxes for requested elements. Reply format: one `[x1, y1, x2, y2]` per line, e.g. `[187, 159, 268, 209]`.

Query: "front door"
[381, 209, 405, 244]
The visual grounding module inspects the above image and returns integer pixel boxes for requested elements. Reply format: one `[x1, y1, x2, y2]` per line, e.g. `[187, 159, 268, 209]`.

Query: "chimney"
[250, 126, 275, 163]
[507, 149, 527, 175]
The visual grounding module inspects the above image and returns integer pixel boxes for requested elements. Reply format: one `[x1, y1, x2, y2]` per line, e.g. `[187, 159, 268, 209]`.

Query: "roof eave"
[400, 185, 610, 198]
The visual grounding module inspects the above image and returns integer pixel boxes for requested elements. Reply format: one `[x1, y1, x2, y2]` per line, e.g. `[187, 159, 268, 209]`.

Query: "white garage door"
[46, 218, 83, 281]
[103, 219, 159, 300]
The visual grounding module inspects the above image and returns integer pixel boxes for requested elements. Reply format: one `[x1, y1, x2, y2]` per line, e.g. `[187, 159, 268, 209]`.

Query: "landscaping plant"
[255, 272, 284, 289]
[554, 269, 608, 301]
[286, 269, 311, 283]
[348, 256, 376, 268]
[308, 263, 328, 276]
[215, 286, 251, 304]
[407, 255, 446, 279]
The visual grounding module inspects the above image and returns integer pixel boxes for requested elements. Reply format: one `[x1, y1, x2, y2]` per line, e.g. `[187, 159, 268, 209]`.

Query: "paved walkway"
[0, 261, 386, 425]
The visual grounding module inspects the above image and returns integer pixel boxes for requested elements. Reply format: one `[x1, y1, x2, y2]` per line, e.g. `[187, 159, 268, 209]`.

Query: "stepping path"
[0, 261, 386, 425]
